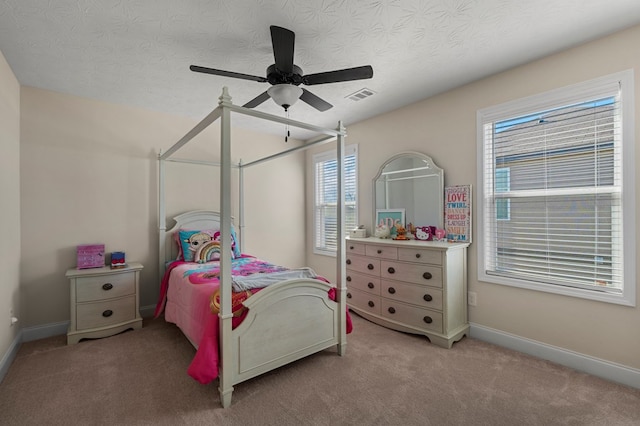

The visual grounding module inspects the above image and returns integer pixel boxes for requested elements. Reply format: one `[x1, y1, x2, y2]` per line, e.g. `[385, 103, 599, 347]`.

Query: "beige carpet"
[1, 313, 639, 426]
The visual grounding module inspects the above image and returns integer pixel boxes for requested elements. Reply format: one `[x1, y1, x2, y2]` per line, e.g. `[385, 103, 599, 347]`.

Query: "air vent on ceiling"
[346, 88, 375, 101]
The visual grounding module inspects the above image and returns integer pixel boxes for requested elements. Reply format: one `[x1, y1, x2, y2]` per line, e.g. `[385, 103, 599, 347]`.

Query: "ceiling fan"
[190, 25, 374, 112]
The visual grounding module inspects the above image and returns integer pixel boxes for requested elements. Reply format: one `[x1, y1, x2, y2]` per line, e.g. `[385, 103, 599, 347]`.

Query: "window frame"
[313, 144, 358, 257]
[476, 70, 636, 306]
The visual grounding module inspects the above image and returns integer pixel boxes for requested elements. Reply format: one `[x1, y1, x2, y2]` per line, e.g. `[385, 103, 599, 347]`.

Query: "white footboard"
[218, 279, 345, 406]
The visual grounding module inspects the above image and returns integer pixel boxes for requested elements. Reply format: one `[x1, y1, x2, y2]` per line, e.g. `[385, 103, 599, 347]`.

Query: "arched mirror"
[373, 152, 444, 229]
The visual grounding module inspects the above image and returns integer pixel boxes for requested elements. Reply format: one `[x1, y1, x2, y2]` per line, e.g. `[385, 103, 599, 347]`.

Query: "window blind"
[314, 147, 357, 255]
[482, 95, 623, 293]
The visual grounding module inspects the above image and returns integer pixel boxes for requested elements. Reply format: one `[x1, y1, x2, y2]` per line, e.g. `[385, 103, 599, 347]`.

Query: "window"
[313, 145, 358, 256]
[477, 70, 635, 306]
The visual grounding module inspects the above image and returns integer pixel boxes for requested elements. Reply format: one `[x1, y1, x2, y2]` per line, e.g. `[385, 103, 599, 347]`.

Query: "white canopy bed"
[157, 87, 348, 408]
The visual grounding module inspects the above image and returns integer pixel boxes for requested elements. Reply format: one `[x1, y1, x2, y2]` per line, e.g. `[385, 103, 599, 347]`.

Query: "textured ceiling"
[1, 0, 640, 140]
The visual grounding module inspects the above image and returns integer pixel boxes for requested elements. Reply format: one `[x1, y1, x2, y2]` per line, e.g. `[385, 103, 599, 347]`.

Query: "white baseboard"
[22, 321, 69, 342]
[470, 322, 640, 390]
[0, 330, 23, 384]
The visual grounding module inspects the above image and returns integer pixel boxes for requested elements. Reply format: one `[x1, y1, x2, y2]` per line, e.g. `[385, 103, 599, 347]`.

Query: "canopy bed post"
[336, 122, 347, 356]
[217, 87, 235, 408]
[158, 151, 167, 284]
[238, 159, 245, 251]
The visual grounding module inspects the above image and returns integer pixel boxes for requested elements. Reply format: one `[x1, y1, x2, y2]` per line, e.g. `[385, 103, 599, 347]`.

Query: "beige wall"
[307, 24, 640, 370]
[19, 87, 306, 327]
[0, 50, 21, 357]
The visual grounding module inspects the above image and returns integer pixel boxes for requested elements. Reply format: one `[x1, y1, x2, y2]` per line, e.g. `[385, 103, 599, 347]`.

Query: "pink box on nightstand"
[77, 244, 105, 269]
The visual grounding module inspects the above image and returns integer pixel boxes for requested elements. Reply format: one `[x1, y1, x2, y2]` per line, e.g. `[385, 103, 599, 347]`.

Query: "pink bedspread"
[154, 256, 352, 384]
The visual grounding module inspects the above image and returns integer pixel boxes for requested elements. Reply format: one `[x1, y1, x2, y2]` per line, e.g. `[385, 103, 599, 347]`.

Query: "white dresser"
[66, 262, 143, 345]
[346, 237, 469, 348]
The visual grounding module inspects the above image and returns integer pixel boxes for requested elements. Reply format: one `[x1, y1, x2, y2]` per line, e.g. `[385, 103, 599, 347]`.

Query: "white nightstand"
[66, 262, 143, 345]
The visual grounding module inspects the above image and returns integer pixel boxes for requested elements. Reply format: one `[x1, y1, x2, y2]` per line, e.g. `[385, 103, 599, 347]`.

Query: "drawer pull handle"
[350, 245, 354, 250]
[368, 301, 375, 308]
[347, 293, 352, 299]
[415, 253, 421, 259]
[102, 310, 113, 318]
[423, 294, 433, 302]
[102, 283, 113, 291]
[388, 307, 396, 314]
[388, 267, 395, 274]
[367, 282, 374, 289]
[423, 272, 432, 280]
[346, 276, 352, 282]
[423, 316, 433, 324]
[346, 259, 351, 265]
[388, 287, 396, 294]
[377, 249, 382, 254]
[367, 264, 374, 270]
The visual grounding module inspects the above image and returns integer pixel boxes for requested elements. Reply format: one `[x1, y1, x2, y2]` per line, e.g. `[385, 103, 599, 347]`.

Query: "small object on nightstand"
[77, 244, 105, 269]
[66, 262, 143, 345]
[111, 251, 126, 269]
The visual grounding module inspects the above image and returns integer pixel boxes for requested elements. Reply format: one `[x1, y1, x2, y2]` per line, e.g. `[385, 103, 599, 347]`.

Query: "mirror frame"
[372, 151, 444, 230]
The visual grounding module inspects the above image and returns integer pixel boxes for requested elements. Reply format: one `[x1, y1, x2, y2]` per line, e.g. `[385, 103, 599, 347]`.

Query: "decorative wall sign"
[445, 185, 472, 243]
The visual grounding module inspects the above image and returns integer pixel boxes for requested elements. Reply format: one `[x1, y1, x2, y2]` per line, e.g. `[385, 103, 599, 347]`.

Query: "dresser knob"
[102, 283, 113, 291]
[367, 264, 374, 270]
[346, 259, 351, 265]
[346, 276, 352, 282]
[423, 272, 432, 280]
[347, 292, 352, 299]
[350, 245, 354, 250]
[377, 249, 382, 254]
[388, 307, 396, 314]
[423, 316, 433, 324]
[388, 287, 396, 294]
[102, 310, 113, 318]
[415, 253, 421, 259]
[368, 301, 375, 307]
[423, 294, 433, 302]
[388, 267, 395, 274]
[368, 282, 374, 289]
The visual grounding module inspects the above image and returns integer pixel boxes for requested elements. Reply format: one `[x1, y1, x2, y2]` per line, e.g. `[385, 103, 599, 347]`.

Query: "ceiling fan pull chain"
[285, 110, 290, 142]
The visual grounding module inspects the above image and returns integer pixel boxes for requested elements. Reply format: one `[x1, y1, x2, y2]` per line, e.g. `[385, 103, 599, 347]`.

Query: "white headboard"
[160, 210, 223, 267]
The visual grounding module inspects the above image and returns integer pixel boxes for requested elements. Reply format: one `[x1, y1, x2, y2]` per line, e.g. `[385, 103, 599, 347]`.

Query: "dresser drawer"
[346, 254, 380, 276]
[346, 270, 381, 295]
[347, 288, 381, 315]
[76, 271, 136, 303]
[380, 280, 443, 310]
[397, 247, 442, 265]
[346, 241, 366, 255]
[380, 299, 443, 334]
[76, 295, 136, 330]
[380, 260, 443, 288]
[365, 244, 398, 259]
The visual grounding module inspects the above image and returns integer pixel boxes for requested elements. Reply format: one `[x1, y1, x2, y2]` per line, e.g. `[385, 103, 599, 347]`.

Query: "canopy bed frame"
[157, 87, 348, 408]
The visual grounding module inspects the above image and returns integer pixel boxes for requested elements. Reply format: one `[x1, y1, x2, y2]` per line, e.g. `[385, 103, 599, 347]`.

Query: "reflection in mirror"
[373, 152, 444, 230]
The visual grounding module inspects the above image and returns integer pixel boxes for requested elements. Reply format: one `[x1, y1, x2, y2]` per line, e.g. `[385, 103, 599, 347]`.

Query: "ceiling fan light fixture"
[268, 84, 303, 110]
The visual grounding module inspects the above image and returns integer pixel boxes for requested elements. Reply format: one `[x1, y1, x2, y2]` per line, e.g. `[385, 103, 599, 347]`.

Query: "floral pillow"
[176, 227, 240, 262]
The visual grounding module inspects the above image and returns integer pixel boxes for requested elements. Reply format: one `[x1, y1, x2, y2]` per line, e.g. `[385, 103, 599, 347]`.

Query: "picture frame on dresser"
[376, 208, 405, 230]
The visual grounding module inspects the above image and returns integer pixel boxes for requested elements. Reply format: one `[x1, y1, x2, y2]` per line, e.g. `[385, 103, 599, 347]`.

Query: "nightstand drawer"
[76, 295, 136, 330]
[76, 272, 135, 302]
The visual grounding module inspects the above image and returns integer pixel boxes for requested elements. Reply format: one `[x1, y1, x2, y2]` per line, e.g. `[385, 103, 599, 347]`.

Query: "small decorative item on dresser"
[349, 225, 367, 238]
[111, 251, 126, 269]
[77, 244, 105, 269]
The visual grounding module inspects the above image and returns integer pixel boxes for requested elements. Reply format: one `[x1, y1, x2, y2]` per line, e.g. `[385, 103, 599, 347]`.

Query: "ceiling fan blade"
[300, 88, 332, 112]
[243, 91, 271, 108]
[190, 65, 267, 83]
[270, 26, 295, 74]
[303, 65, 373, 85]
